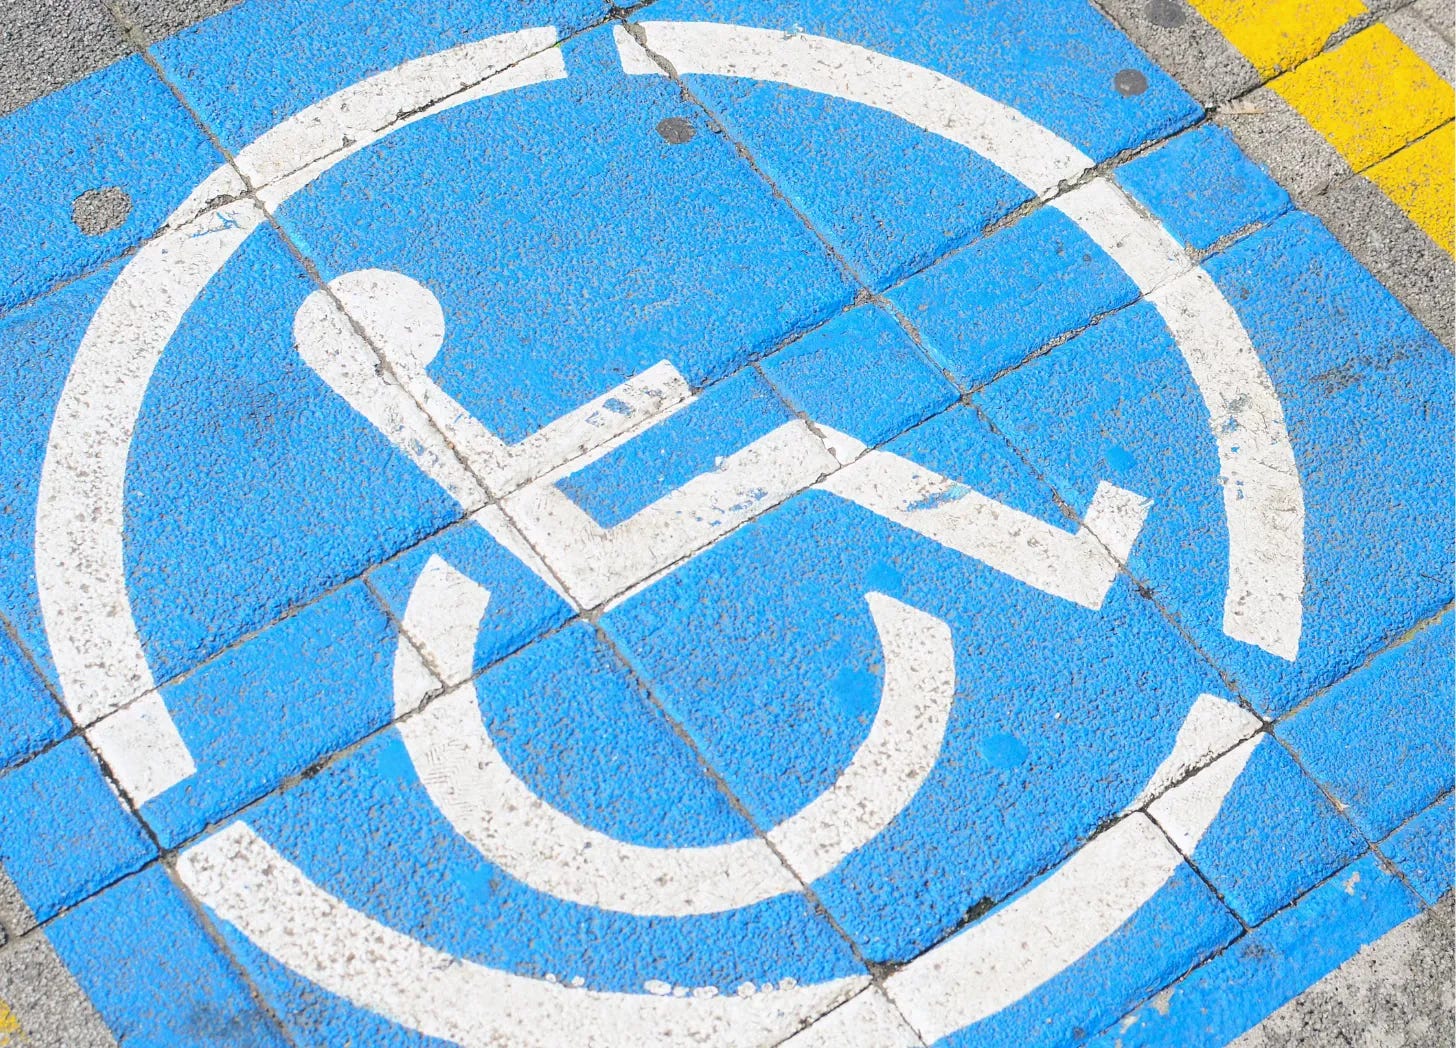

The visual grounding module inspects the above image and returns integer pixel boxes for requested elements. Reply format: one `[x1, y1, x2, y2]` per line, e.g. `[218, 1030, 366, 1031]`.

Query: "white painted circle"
[38, 22, 1301, 1045]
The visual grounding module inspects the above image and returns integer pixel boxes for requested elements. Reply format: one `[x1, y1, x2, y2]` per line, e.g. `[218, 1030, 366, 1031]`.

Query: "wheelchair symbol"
[36, 21, 1304, 1046]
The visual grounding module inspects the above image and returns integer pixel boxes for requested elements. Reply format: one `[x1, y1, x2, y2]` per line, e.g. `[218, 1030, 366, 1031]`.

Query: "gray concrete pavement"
[1235, 895, 1455, 1048]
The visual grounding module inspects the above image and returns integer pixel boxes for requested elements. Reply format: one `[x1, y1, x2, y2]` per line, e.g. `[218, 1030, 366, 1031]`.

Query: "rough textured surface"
[1216, 87, 1355, 205]
[0, 931, 116, 1048]
[1095, 0, 1262, 105]
[68, 186, 131, 237]
[0, 867, 33, 943]
[0, 1, 1449, 1044]
[0, 0, 129, 118]
[1233, 896, 1455, 1048]
[1309, 166, 1456, 344]
[106, 0, 244, 44]
[1088, 853, 1427, 1047]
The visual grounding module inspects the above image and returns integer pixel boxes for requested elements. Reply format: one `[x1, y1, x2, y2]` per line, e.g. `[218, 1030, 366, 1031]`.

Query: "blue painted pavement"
[0, 1, 1449, 1045]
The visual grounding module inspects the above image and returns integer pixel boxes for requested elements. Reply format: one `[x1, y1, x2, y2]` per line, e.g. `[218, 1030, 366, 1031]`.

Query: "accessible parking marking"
[0, 1, 1449, 1045]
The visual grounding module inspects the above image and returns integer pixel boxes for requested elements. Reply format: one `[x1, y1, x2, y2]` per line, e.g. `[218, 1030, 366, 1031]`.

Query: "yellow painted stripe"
[0, 999, 21, 1045]
[1271, 24, 1455, 171]
[1188, 0, 1365, 77]
[1365, 122, 1455, 252]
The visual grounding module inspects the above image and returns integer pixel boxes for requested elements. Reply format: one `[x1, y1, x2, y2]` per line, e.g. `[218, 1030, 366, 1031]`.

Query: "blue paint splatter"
[979, 733, 1030, 770]
[907, 482, 971, 511]
[1105, 445, 1136, 472]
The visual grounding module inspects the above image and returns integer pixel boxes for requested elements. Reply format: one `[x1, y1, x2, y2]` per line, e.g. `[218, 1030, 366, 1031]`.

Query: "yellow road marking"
[0, 999, 22, 1046]
[1365, 122, 1455, 252]
[1271, 24, 1455, 171]
[1191, 0, 1455, 255]
[1188, 0, 1366, 77]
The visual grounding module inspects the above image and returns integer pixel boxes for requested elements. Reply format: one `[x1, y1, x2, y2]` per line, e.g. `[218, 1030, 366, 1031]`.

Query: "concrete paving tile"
[1183, 0, 1367, 79]
[1382, 795, 1455, 907]
[1150, 737, 1366, 925]
[1215, 86, 1355, 206]
[267, 25, 856, 426]
[1388, 4, 1456, 78]
[1113, 122, 1292, 252]
[977, 211, 1454, 719]
[171, 625, 865, 1045]
[1093, 0, 1262, 106]
[0, 0, 130, 119]
[1412, 0, 1454, 43]
[0, 738, 154, 926]
[42, 865, 290, 1046]
[0, 629, 68, 775]
[0, 53, 225, 315]
[0, 218, 475, 722]
[757, 303, 959, 453]
[1086, 852, 1425, 1047]
[604, 404, 1233, 963]
[780, 987, 925, 1048]
[0, 930, 116, 1048]
[1310, 163, 1456, 345]
[134, 577, 414, 849]
[887, 205, 1141, 389]
[108, 0, 244, 45]
[143, 0, 615, 160]
[366, 511, 573, 689]
[1, 1, 1449, 1042]
[1231, 895, 1454, 1048]
[630, 0, 1202, 287]
[0, 867, 34, 942]
[1363, 121, 1455, 254]
[905, 862, 1239, 1048]
[555, 367, 798, 530]
[0, 268, 123, 688]
[1268, 24, 1454, 175]
[1280, 611, 1454, 842]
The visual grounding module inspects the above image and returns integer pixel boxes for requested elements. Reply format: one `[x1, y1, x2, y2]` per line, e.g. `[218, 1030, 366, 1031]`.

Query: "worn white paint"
[177, 822, 865, 1048]
[1149, 272, 1305, 661]
[314, 269, 696, 499]
[778, 987, 925, 1048]
[392, 553, 493, 694]
[37, 18, 1291, 1041]
[1149, 736, 1262, 854]
[84, 691, 197, 806]
[1050, 178, 1186, 291]
[884, 814, 1187, 1042]
[304, 274, 1149, 614]
[396, 558, 954, 915]
[509, 420, 839, 608]
[390, 630, 441, 718]
[34, 28, 568, 804]
[620, 20, 1305, 660]
[293, 279, 487, 509]
[822, 447, 1150, 611]
[1130, 693, 1263, 810]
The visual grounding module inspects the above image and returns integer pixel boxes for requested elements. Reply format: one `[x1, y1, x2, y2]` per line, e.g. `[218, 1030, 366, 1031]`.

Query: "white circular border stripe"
[621, 21, 1305, 662]
[33, 20, 1300, 1046]
[34, 28, 568, 803]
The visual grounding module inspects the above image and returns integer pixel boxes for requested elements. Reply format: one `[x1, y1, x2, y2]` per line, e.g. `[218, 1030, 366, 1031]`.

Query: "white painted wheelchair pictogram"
[35, 22, 1304, 1046]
